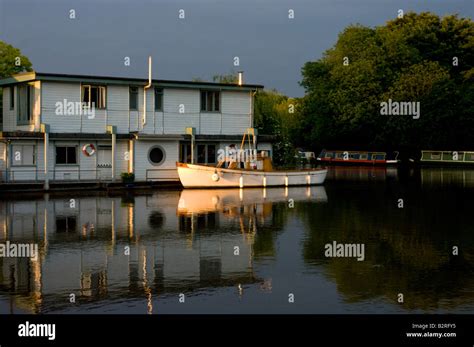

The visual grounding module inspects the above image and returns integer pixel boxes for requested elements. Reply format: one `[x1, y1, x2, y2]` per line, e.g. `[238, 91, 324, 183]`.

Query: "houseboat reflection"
[0, 187, 327, 313]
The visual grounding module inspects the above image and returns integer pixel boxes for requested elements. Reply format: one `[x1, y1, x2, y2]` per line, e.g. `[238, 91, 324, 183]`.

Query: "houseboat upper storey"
[0, 71, 272, 185]
[0, 71, 263, 135]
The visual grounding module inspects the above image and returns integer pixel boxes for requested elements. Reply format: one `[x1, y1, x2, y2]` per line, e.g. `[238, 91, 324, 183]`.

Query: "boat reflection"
[418, 167, 474, 188]
[0, 187, 327, 314]
[177, 186, 328, 215]
[326, 166, 398, 182]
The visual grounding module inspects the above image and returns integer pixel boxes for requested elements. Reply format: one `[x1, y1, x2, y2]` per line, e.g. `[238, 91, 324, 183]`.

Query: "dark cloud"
[1, 0, 472, 96]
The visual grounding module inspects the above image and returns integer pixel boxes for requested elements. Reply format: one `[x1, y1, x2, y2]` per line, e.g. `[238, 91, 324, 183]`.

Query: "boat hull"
[176, 163, 328, 188]
[413, 161, 474, 167]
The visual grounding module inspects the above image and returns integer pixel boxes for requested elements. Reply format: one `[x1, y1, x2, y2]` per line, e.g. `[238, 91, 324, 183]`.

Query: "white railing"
[0, 169, 112, 183]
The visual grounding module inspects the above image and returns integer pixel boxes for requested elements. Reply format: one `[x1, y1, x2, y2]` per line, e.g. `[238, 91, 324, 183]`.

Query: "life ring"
[211, 173, 220, 182]
[82, 144, 96, 156]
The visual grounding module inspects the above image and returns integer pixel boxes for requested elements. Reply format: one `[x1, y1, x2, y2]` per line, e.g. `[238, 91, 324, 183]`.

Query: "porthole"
[148, 145, 166, 166]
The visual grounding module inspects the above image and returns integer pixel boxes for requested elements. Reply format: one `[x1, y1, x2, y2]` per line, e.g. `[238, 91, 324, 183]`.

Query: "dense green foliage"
[212, 72, 238, 84]
[254, 90, 301, 166]
[0, 41, 33, 122]
[296, 12, 474, 156]
[0, 41, 33, 79]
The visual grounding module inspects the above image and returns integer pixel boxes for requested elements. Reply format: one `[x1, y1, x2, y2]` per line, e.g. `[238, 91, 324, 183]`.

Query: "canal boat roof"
[0, 71, 264, 91]
[320, 150, 387, 154]
[421, 150, 474, 161]
[421, 150, 474, 153]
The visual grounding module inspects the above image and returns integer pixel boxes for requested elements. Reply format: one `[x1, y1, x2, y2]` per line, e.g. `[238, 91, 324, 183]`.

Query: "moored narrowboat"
[411, 150, 474, 166]
[317, 150, 399, 166]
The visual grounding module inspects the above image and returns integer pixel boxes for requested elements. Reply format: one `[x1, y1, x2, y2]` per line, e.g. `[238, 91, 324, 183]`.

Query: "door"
[97, 145, 112, 180]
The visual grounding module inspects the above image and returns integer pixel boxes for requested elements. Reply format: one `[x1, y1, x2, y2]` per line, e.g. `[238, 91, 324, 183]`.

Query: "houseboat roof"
[0, 71, 264, 91]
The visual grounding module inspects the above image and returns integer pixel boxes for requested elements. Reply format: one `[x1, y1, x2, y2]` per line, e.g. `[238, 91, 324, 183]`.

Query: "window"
[56, 146, 77, 165]
[197, 144, 216, 164]
[148, 146, 165, 166]
[180, 143, 192, 163]
[17, 84, 33, 125]
[129, 86, 138, 110]
[374, 154, 385, 160]
[11, 145, 35, 166]
[154, 88, 163, 111]
[0, 91, 3, 125]
[56, 216, 77, 233]
[452, 152, 463, 161]
[207, 144, 216, 164]
[197, 144, 206, 163]
[81, 85, 106, 109]
[10, 86, 14, 110]
[200, 90, 220, 112]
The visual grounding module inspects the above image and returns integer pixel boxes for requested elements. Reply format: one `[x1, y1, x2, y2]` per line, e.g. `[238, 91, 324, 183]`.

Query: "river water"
[0, 166, 473, 314]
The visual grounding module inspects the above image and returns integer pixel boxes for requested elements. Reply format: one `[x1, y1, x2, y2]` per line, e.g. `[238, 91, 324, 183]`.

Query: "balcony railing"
[0, 169, 113, 183]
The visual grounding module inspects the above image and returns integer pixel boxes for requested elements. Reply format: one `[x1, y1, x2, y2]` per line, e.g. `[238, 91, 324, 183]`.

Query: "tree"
[254, 90, 301, 166]
[212, 72, 238, 84]
[0, 41, 33, 126]
[299, 12, 474, 152]
[0, 41, 33, 79]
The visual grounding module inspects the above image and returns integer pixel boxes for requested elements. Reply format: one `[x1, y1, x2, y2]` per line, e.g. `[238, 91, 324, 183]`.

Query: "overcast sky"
[0, 0, 472, 96]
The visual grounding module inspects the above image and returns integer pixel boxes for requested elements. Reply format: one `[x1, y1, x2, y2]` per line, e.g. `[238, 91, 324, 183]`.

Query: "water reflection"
[418, 167, 474, 188]
[326, 166, 398, 182]
[0, 187, 326, 313]
[0, 168, 473, 313]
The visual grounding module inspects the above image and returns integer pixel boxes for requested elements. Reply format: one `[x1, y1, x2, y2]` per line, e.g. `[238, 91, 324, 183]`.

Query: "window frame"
[154, 87, 163, 111]
[17, 84, 34, 125]
[0, 90, 3, 125]
[10, 86, 15, 110]
[55, 215, 77, 233]
[200, 90, 220, 112]
[129, 86, 139, 111]
[11, 144, 36, 167]
[81, 84, 107, 109]
[55, 146, 78, 165]
[193, 143, 217, 164]
[179, 142, 192, 163]
[148, 145, 166, 166]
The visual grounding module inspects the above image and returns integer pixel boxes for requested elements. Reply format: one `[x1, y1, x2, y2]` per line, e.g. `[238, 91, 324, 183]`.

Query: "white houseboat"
[0, 68, 272, 188]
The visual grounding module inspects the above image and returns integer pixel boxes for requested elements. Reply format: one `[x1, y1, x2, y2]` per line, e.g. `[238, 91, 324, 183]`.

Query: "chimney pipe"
[238, 71, 243, 86]
[143, 56, 152, 127]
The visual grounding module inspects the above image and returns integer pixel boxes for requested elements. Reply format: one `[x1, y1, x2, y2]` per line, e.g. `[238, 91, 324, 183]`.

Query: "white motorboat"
[177, 128, 327, 188]
[176, 162, 327, 188]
